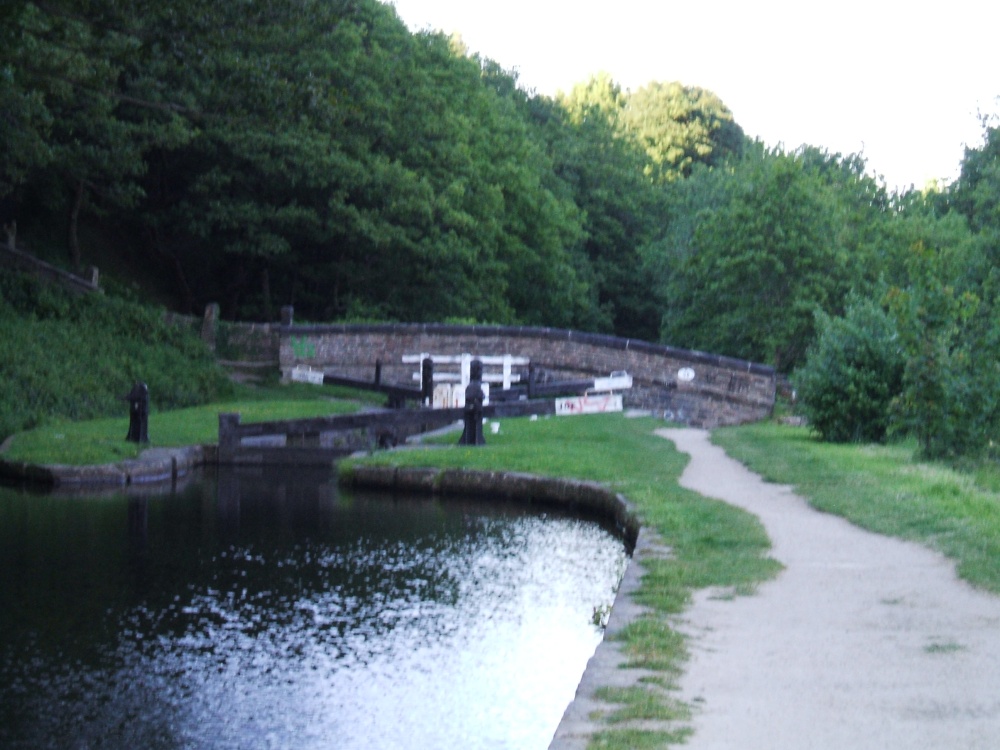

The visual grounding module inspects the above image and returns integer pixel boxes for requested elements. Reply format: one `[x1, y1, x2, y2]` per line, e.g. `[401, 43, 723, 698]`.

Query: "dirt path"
[658, 428, 1000, 749]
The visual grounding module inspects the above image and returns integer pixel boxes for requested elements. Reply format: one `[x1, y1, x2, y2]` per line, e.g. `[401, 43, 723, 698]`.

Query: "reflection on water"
[0, 466, 628, 749]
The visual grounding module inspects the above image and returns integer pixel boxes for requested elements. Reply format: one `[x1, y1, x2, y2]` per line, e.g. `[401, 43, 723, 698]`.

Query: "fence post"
[202, 303, 220, 352]
[218, 412, 242, 462]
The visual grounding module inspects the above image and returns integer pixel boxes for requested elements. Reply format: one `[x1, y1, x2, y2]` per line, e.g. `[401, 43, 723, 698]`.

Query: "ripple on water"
[0, 474, 627, 750]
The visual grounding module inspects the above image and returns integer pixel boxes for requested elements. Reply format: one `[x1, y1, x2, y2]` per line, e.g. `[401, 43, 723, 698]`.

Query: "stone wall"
[1, 245, 100, 296]
[279, 323, 775, 428]
[216, 321, 282, 363]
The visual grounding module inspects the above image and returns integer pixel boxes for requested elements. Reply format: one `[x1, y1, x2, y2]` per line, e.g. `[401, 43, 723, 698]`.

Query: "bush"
[0, 269, 232, 441]
[794, 299, 905, 443]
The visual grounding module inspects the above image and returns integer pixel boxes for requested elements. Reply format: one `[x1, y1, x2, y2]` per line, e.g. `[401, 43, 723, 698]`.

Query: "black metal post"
[125, 382, 150, 443]
[459, 359, 486, 446]
[421, 357, 434, 406]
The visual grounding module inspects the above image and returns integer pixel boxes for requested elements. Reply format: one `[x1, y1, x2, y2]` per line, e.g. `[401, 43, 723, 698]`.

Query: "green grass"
[593, 686, 691, 724]
[924, 640, 966, 654]
[713, 421, 1000, 593]
[588, 728, 694, 749]
[2, 382, 381, 465]
[0, 268, 233, 440]
[346, 413, 781, 748]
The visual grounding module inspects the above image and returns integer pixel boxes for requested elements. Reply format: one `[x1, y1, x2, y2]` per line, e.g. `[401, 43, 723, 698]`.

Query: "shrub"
[794, 299, 905, 443]
[0, 269, 232, 441]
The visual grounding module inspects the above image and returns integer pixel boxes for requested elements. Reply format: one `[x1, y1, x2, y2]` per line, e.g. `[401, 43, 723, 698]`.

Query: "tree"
[794, 298, 904, 443]
[948, 121, 1000, 239]
[539, 77, 669, 338]
[557, 72, 626, 125]
[885, 239, 982, 458]
[653, 147, 850, 371]
[1, 0, 196, 267]
[881, 190, 997, 459]
[621, 81, 744, 183]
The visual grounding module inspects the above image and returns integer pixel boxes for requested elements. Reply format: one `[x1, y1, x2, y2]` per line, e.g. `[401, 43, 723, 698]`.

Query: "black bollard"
[125, 382, 150, 443]
[421, 357, 434, 406]
[459, 359, 486, 446]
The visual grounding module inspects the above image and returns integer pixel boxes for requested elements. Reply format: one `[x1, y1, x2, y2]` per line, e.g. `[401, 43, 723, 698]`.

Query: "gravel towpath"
[658, 428, 1000, 750]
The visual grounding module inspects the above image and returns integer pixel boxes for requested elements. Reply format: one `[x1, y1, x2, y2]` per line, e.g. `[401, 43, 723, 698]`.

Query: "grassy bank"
[1, 383, 380, 466]
[0, 268, 232, 441]
[713, 421, 1000, 593]
[346, 414, 781, 748]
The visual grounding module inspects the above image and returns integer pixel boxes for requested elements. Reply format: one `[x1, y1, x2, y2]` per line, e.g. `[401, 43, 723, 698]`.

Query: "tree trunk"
[261, 267, 272, 321]
[68, 180, 84, 271]
[224, 264, 250, 319]
[146, 227, 195, 314]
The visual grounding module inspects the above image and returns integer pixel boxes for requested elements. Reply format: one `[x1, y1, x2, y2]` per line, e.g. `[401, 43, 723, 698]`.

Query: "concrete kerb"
[0, 445, 215, 488]
[341, 463, 667, 749]
[550, 527, 675, 749]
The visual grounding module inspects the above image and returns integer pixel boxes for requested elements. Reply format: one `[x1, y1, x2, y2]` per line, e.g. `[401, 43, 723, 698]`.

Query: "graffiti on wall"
[290, 337, 316, 360]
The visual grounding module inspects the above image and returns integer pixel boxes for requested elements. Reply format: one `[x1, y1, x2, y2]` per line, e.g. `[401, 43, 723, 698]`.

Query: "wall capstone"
[279, 323, 775, 428]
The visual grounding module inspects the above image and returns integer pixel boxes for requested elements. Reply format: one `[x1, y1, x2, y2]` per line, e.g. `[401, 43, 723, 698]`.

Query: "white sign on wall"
[677, 367, 696, 383]
[555, 394, 624, 416]
[290, 365, 325, 385]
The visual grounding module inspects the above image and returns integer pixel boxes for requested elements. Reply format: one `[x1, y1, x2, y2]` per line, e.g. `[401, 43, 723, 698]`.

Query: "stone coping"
[341, 463, 669, 749]
[282, 321, 776, 377]
[0, 445, 215, 489]
[343, 463, 641, 548]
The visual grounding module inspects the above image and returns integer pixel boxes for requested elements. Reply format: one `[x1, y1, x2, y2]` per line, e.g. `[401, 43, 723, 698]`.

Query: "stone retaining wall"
[0, 445, 214, 488]
[281, 323, 775, 428]
[341, 464, 641, 552]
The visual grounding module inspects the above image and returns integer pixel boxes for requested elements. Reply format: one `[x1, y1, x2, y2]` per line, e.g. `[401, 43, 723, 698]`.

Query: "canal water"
[0, 466, 628, 749]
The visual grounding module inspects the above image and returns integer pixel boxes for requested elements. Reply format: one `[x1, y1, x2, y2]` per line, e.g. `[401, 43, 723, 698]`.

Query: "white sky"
[388, 0, 999, 193]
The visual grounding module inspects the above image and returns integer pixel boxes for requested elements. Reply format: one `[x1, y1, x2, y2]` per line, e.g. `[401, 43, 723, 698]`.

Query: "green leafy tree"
[544, 76, 668, 338]
[882, 195, 998, 459]
[621, 81, 744, 182]
[654, 147, 850, 371]
[886, 240, 982, 458]
[948, 121, 1000, 240]
[0, 2, 56, 199]
[794, 298, 904, 443]
[557, 72, 626, 125]
[2, 0, 194, 267]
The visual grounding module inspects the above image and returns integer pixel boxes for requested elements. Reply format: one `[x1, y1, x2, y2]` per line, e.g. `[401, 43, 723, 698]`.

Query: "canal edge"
[0, 444, 216, 488]
[340, 463, 674, 749]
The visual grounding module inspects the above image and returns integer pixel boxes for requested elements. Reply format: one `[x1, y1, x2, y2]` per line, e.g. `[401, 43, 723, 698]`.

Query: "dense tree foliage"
[620, 81, 744, 183]
[644, 146, 875, 371]
[881, 193, 998, 458]
[791, 127, 1000, 458]
[5, 1, 1000, 458]
[794, 298, 904, 443]
[3, 7, 745, 334]
[548, 75, 666, 338]
[3, 0, 591, 326]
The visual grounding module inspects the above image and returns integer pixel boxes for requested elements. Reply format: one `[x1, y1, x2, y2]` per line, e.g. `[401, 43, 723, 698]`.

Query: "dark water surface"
[0, 467, 628, 749]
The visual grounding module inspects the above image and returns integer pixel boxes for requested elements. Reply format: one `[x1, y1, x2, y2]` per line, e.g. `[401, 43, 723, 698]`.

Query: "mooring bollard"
[125, 381, 150, 443]
[459, 359, 486, 446]
[421, 357, 434, 406]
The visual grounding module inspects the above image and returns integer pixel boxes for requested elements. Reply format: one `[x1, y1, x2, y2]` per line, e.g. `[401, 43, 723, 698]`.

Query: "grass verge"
[713, 421, 1000, 593]
[1, 383, 381, 465]
[345, 413, 781, 748]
